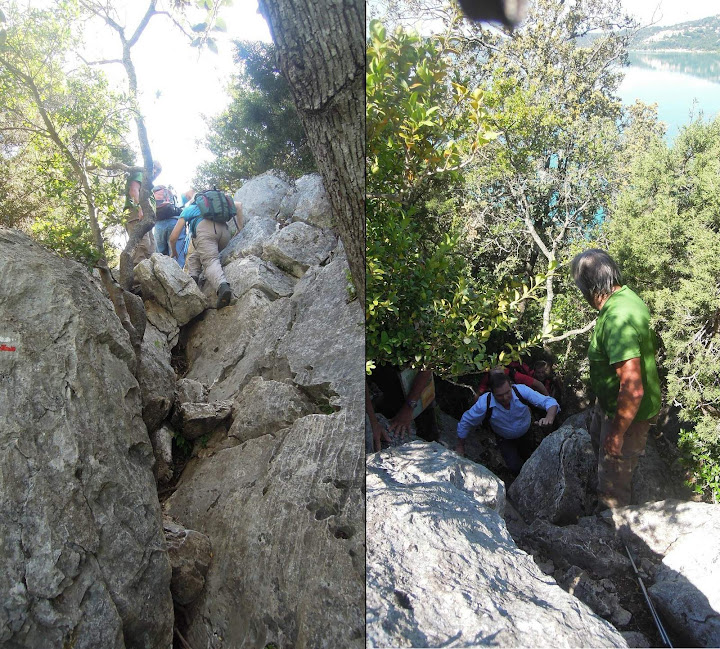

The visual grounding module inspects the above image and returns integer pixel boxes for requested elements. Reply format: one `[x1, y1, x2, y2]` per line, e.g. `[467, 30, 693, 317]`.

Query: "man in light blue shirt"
[456, 372, 559, 474]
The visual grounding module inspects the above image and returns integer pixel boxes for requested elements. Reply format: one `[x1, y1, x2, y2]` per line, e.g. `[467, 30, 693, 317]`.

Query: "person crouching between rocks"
[169, 192, 243, 309]
[455, 372, 559, 475]
[570, 249, 661, 511]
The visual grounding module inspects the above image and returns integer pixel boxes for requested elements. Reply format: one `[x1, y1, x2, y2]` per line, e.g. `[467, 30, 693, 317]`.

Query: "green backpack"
[193, 188, 237, 223]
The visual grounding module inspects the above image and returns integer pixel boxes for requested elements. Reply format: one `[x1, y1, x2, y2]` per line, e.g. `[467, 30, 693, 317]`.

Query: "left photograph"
[0, 0, 365, 648]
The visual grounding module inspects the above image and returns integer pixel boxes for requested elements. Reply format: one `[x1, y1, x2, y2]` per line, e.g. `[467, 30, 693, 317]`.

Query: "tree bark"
[257, 0, 365, 307]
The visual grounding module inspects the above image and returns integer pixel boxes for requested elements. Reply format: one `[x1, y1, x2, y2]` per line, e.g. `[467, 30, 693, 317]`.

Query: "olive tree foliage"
[366, 20, 547, 378]
[193, 40, 316, 190]
[606, 116, 720, 502]
[457, 0, 636, 340]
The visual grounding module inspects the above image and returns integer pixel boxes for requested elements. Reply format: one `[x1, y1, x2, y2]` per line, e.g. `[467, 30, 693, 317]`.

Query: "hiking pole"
[624, 542, 673, 648]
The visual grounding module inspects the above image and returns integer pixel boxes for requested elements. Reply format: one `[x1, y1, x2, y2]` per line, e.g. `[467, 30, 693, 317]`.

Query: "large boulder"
[233, 170, 293, 222]
[134, 253, 206, 325]
[228, 377, 316, 443]
[223, 254, 297, 301]
[366, 442, 627, 648]
[0, 228, 173, 649]
[509, 422, 598, 524]
[290, 173, 334, 229]
[262, 221, 337, 278]
[172, 401, 233, 441]
[605, 500, 720, 647]
[219, 213, 279, 264]
[138, 322, 176, 433]
[163, 518, 213, 607]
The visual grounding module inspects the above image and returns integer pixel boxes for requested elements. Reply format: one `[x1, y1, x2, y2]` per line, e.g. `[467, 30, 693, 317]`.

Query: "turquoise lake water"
[617, 51, 720, 143]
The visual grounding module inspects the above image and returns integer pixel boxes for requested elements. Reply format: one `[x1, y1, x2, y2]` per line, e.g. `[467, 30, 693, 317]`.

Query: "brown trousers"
[589, 401, 655, 508]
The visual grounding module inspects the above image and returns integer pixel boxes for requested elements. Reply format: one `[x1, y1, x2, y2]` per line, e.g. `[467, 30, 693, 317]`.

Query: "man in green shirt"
[571, 249, 661, 510]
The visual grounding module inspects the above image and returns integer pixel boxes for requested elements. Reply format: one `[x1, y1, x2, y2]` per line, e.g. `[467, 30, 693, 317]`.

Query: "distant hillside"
[576, 14, 720, 52]
[633, 15, 720, 52]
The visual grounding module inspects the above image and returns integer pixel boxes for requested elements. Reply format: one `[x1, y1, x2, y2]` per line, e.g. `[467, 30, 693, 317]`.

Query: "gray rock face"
[175, 378, 208, 405]
[262, 221, 337, 278]
[606, 500, 720, 647]
[366, 441, 627, 648]
[172, 401, 233, 441]
[0, 228, 173, 649]
[151, 424, 175, 484]
[139, 322, 176, 433]
[145, 301, 180, 349]
[164, 245, 364, 648]
[134, 253, 206, 325]
[164, 518, 213, 607]
[292, 173, 334, 229]
[219, 213, 279, 264]
[233, 170, 292, 222]
[223, 254, 297, 301]
[509, 423, 598, 524]
[229, 377, 315, 443]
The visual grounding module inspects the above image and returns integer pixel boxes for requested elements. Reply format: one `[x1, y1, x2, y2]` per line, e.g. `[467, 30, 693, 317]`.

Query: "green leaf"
[206, 37, 218, 54]
[213, 17, 227, 31]
[191, 22, 208, 32]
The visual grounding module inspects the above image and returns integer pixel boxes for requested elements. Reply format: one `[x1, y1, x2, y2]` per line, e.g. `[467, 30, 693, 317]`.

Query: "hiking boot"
[216, 282, 232, 309]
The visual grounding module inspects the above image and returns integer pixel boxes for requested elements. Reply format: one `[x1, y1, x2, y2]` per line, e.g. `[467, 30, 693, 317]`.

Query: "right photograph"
[365, 1, 720, 647]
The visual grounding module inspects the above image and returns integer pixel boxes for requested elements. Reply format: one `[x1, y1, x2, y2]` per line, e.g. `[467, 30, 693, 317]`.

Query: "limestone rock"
[165, 414, 364, 649]
[0, 227, 173, 649]
[519, 517, 631, 578]
[184, 288, 275, 390]
[151, 424, 175, 485]
[164, 518, 213, 607]
[558, 566, 632, 627]
[365, 411, 419, 454]
[606, 500, 720, 647]
[219, 213, 279, 264]
[291, 173, 334, 229]
[175, 378, 208, 405]
[366, 442, 627, 648]
[223, 254, 297, 301]
[233, 170, 292, 222]
[172, 401, 233, 441]
[262, 221, 337, 278]
[228, 377, 315, 443]
[138, 322, 176, 433]
[134, 253, 206, 325]
[277, 254, 364, 411]
[144, 301, 180, 349]
[509, 423, 598, 524]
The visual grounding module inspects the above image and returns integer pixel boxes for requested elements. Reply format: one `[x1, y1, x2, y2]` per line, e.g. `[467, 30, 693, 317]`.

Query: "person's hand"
[537, 416, 554, 427]
[372, 419, 391, 452]
[603, 431, 624, 457]
[388, 404, 413, 438]
[455, 438, 466, 457]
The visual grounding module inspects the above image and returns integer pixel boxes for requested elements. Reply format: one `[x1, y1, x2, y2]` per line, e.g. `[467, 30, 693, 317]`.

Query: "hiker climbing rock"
[169, 189, 243, 309]
[570, 249, 661, 510]
[456, 372, 559, 474]
[124, 160, 162, 267]
[152, 184, 185, 266]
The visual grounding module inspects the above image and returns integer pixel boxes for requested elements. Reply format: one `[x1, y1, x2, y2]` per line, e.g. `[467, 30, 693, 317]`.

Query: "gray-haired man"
[571, 249, 661, 509]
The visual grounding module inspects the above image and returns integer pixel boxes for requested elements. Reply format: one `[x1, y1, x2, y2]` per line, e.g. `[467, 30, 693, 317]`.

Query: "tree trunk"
[257, 0, 365, 307]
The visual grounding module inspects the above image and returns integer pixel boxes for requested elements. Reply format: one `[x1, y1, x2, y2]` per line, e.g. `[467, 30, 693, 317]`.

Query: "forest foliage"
[367, 0, 720, 502]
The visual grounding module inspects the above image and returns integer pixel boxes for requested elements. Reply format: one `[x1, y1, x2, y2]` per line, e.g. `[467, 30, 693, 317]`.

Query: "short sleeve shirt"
[588, 286, 661, 420]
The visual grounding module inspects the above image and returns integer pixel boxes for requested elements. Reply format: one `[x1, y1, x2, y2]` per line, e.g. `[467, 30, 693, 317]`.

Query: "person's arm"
[456, 394, 489, 456]
[168, 217, 185, 258]
[366, 382, 390, 452]
[531, 378, 549, 396]
[388, 369, 432, 437]
[604, 357, 644, 456]
[537, 405, 558, 427]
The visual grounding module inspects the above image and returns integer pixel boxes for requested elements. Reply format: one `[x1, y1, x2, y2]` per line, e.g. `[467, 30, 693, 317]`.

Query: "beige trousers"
[126, 219, 156, 266]
[589, 401, 654, 508]
[187, 219, 231, 292]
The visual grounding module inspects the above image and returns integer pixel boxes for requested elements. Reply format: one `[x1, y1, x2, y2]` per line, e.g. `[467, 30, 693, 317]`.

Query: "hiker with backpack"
[168, 189, 243, 309]
[152, 184, 185, 266]
[124, 160, 162, 266]
[456, 371, 559, 475]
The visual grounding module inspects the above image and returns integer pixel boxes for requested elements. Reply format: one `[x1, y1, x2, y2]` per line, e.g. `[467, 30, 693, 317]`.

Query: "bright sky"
[81, 1, 273, 193]
[620, 0, 720, 27]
